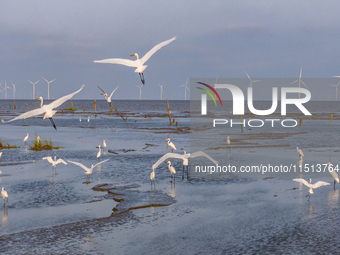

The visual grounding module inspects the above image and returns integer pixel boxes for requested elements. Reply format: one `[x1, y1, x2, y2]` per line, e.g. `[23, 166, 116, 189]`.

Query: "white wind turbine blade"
[300, 80, 308, 88]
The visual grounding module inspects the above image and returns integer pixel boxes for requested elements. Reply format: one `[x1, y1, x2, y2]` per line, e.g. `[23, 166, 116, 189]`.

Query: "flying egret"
[2, 85, 85, 130]
[42, 156, 67, 175]
[150, 169, 155, 189]
[94, 36, 176, 85]
[97, 85, 120, 107]
[166, 161, 176, 182]
[326, 162, 339, 189]
[152, 151, 218, 180]
[166, 138, 176, 152]
[296, 147, 304, 159]
[67, 159, 109, 183]
[97, 145, 101, 160]
[23, 133, 29, 144]
[293, 178, 330, 202]
[1, 187, 8, 206]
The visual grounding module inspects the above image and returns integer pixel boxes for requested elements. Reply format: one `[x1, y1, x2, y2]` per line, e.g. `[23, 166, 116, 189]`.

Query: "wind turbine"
[245, 71, 261, 87]
[3, 81, 11, 99]
[179, 78, 190, 100]
[330, 82, 340, 101]
[289, 66, 308, 99]
[159, 84, 164, 100]
[42, 77, 56, 100]
[135, 85, 142, 100]
[11, 83, 16, 99]
[28, 79, 40, 99]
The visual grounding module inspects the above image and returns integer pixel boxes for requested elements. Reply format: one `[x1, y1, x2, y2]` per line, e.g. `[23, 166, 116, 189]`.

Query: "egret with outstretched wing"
[293, 178, 330, 202]
[67, 159, 109, 183]
[2, 85, 85, 130]
[42, 156, 67, 174]
[152, 151, 218, 171]
[97, 85, 120, 107]
[94, 37, 176, 85]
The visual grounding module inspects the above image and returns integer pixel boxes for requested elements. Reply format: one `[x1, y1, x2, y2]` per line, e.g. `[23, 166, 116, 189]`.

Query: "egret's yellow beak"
[35, 98, 40, 100]
[130, 54, 135, 57]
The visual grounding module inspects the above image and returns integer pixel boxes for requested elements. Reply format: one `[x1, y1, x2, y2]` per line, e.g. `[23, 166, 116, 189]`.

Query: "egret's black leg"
[49, 118, 57, 130]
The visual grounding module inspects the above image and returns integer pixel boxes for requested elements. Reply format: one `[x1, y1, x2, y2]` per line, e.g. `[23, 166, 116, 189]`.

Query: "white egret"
[166, 161, 176, 182]
[97, 85, 120, 107]
[2, 85, 85, 130]
[166, 138, 176, 152]
[0, 152, 2, 158]
[326, 162, 339, 189]
[150, 169, 155, 188]
[227, 136, 231, 145]
[296, 147, 304, 159]
[23, 133, 29, 144]
[87, 116, 90, 122]
[79, 117, 81, 122]
[94, 36, 176, 85]
[293, 178, 330, 202]
[42, 156, 67, 174]
[1, 187, 8, 206]
[102, 140, 106, 150]
[67, 159, 109, 183]
[152, 151, 218, 180]
[97, 145, 101, 160]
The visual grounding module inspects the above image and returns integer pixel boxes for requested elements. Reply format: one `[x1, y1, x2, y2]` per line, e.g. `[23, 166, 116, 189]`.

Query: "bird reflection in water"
[169, 182, 176, 198]
[328, 189, 339, 208]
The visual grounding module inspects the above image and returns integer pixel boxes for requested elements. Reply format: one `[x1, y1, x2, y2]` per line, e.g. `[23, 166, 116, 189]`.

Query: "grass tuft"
[30, 135, 62, 151]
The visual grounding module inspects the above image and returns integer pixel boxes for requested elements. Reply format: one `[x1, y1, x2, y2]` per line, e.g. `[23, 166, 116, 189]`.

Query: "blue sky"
[1, 1, 340, 100]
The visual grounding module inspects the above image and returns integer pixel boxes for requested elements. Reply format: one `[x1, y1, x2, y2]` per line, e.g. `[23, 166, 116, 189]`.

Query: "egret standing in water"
[67, 159, 109, 183]
[97, 85, 120, 107]
[1, 85, 85, 130]
[326, 162, 339, 189]
[94, 37, 176, 85]
[1, 187, 8, 207]
[87, 116, 90, 122]
[166, 161, 176, 182]
[102, 140, 106, 150]
[293, 178, 330, 202]
[296, 147, 304, 159]
[42, 156, 68, 175]
[166, 138, 176, 152]
[97, 145, 101, 160]
[150, 169, 155, 189]
[23, 133, 29, 144]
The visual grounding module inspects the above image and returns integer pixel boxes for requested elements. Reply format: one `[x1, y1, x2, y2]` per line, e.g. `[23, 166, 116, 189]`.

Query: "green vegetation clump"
[30, 135, 62, 151]
[0, 138, 19, 149]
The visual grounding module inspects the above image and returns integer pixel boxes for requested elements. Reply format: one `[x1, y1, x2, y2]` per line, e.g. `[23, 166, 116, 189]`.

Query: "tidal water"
[0, 99, 340, 254]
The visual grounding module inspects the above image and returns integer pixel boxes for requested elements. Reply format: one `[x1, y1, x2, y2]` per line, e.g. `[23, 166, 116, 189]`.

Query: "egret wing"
[42, 156, 54, 164]
[109, 85, 120, 98]
[94, 58, 138, 67]
[97, 85, 107, 94]
[56, 158, 68, 165]
[189, 151, 218, 165]
[140, 36, 176, 65]
[292, 178, 311, 187]
[93, 158, 109, 168]
[67, 160, 88, 171]
[312, 181, 330, 189]
[152, 152, 184, 170]
[2, 107, 46, 123]
[49, 85, 85, 109]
